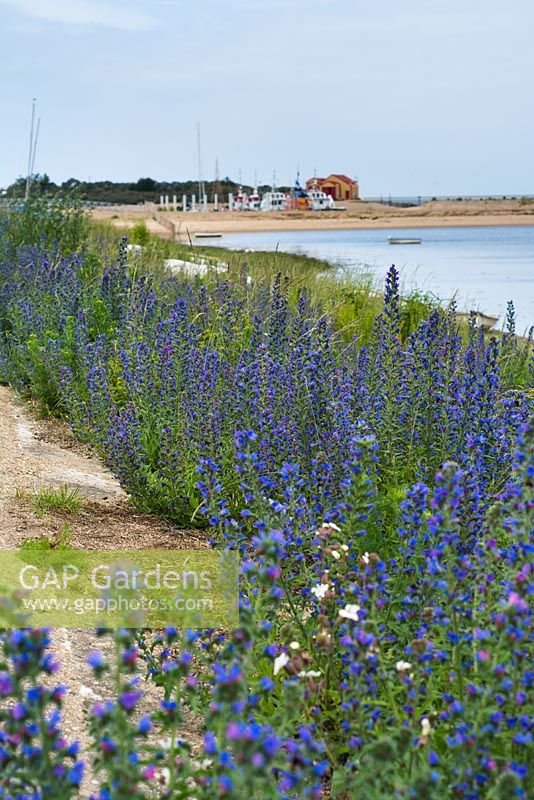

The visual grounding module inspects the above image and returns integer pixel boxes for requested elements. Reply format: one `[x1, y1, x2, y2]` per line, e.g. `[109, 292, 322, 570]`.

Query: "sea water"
[216, 225, 534, 334]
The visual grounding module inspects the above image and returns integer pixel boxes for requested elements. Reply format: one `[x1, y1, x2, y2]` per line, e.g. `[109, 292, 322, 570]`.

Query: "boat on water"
[194, 232, 223, 239]
[388, 236, 422, 245]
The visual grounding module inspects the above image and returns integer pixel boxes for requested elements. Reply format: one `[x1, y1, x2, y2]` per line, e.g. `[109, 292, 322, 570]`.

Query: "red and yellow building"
[306, 174, 359, 201]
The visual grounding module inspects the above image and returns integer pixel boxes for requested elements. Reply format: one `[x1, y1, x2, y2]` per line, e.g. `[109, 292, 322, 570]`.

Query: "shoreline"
[173, 214, 534, 238]
[90, 202, 534, 335]
[91, 199, 534, 239]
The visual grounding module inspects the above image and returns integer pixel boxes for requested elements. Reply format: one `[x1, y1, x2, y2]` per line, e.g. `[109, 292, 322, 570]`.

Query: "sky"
[1, 0, 533, 196]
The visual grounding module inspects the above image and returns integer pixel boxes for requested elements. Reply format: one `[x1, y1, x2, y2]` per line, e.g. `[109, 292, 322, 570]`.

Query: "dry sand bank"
[91, 199, 534, 240]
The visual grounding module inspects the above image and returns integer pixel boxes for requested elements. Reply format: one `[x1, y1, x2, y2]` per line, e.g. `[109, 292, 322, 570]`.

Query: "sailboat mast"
[197, 123, 205, 201]
[30, 117, 41, 180]
[213, 156, 222, 203]
[25, 98, 36, 201]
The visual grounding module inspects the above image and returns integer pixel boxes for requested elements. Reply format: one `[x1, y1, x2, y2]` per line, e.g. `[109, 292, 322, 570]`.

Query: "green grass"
[20, 485, 85, 517]
[88, 220, 440, 343]
[19, 522, 74, 552]
[0, 194, 89, 259]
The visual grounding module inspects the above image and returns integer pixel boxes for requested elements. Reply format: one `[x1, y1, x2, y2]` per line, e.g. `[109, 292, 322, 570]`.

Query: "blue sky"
[1, 0, 533, 195]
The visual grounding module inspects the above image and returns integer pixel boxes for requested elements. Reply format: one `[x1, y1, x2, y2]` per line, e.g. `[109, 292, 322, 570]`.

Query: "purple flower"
[0, 672, 13, 697]
[204, 731, 217, 755]
[87, 651, 105, 671]
[119, 690, 142, 712]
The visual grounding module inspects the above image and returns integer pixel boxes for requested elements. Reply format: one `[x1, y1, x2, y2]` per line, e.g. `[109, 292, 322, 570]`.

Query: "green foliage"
[23, 485, 84, 517]
[498, 329, 534, 388]
[19, 523, 74, 552]
[89, 221, 439, 344]
[4, 174, 289, 204]
[130, 221, 150, 246]
[0, 194, 89, 257]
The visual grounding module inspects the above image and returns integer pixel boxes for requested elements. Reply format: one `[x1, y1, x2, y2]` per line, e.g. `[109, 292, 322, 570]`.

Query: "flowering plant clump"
[0, 244, 529, 530]
[0, 224, 532, 797]
[86, 630, 157, 800]
[0, 626, 83, 798]
[1, 423, 529, 798]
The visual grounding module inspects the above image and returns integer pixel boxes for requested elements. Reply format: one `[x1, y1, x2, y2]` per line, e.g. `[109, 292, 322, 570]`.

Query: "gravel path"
[0, 385, 207, 796]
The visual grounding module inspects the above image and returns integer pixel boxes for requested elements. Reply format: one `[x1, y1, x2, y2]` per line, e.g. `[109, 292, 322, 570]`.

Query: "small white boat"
[247, 179, 262, 211]
[232, 185, 246, 212]
[388, 236, 422, 245]
[247, 191, 261, 211]
[307, 188, 335, 210]
[455, 311, 499, 330]
[260, 191, 288, 212]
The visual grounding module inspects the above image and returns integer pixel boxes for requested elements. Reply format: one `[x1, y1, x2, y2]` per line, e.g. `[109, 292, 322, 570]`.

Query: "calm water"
[217, 225, 534, 334]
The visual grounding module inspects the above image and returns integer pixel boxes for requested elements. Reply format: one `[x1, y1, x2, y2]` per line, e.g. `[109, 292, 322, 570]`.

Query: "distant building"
[306, 174, 359, 201]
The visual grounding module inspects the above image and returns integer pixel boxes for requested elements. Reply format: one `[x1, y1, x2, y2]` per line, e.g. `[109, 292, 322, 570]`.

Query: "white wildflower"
[340, 544, 349, 552]
[158, 737, 184, 751]
[339, 603, 361, 622]
[421, 718, 432, 737]
[311, 583, 329, 600]
[331, 550, 341, 560]
[273, 653, 290, 676]
[396, 660, 412, 672]
[322, 522, 341, 532]
[298, 670, 322, 678]
[289, 641, 300, 650]
[160, 768, 171, 786]
[191, 758, 213, 770]
[362, 552, 370, 564]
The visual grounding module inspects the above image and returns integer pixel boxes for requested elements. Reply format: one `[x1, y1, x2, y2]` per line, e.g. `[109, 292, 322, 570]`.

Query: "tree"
[135, 177, 157, 192]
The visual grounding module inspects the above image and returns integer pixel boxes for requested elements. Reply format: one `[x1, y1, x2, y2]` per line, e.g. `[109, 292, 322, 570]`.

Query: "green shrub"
[130, 221, 150, 246]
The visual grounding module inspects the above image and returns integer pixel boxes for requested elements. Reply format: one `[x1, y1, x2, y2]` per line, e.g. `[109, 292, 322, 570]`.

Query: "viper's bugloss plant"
[0, 627, 84, 798]
[86, 629, 156, 800]
[0, 241, 529, 533]
[21, 420, 529, 800]
[0, 224, 532, 798]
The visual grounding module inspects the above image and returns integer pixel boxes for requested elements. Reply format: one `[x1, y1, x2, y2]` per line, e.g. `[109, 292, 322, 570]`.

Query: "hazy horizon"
[1, 0, 533, 196]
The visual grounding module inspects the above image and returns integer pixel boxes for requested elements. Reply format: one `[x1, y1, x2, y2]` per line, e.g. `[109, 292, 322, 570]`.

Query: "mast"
[25, 98, 36, 201]
[30, 116, 41, 179]
[213, 156, 222, 203]
[197, 122, 205, 202]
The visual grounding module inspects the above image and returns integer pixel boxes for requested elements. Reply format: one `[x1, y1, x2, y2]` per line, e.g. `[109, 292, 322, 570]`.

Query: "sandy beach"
[91, 198, 534, 240]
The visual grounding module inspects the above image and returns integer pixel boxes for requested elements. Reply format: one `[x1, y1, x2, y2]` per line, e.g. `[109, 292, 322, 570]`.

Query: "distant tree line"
[4, 175, 290, 204]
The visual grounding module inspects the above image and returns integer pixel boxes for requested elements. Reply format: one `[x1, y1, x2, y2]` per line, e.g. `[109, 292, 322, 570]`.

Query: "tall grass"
[88, 220, 439, 343]
[0, 195, 89, 258]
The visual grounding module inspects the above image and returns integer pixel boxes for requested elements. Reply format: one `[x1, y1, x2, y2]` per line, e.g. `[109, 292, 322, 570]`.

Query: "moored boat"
[260, 191, 288, 212]
[455, 311, 499, 329]
[307, 183, 335, 210]
[388, 236, 422, 244]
